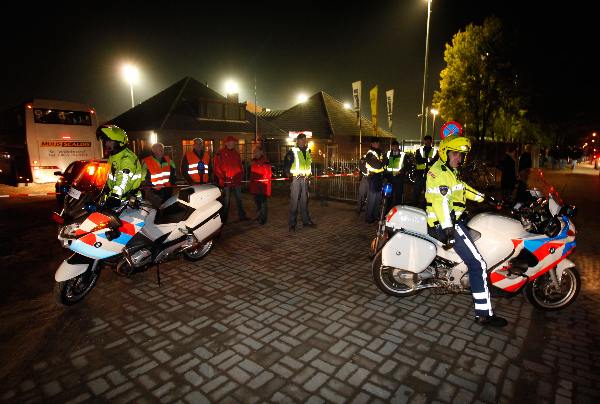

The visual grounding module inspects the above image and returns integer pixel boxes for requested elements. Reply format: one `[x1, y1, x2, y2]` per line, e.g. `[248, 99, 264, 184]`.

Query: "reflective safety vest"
[107, 148, 144, 198]
[143, 155, 173, 189]
[184, 150, 210, 183]
[386, 150, 405, 173]
[365, 150, 384, 174]
[416, 146, 438, 171]
[425, 159, 484, 228]
[290, 147, 312, 176]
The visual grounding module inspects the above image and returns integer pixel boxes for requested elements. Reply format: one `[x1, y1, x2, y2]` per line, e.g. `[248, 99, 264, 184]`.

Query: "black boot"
[475, 315, 508, 327]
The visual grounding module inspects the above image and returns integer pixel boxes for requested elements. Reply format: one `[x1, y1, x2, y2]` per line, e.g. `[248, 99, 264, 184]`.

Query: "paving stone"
[4, 184, 600, 404]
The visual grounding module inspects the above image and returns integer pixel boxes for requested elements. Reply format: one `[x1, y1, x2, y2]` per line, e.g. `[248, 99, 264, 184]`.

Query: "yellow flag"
[370, 85, 378, 134]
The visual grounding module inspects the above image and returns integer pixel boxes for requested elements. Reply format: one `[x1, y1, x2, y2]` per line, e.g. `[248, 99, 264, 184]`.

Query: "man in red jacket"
[214, 136, 248, 223]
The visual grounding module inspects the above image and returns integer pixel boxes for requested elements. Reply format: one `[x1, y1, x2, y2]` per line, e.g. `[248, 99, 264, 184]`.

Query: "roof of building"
[109, 77, 286, 138]
[261, 91, 393, 140]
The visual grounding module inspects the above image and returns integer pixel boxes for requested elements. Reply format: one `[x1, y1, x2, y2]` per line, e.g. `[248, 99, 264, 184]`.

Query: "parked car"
[54, 160, 109, 203]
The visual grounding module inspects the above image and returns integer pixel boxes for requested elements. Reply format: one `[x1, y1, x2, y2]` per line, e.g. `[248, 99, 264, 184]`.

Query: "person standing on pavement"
[142, 142, 177, 208]
[426, 134, 507, 327]
[497, 144, 518, 202]
[413, 135, 438, 207]
[356, 155, 369, 215]
[283, 133, 316, 232]
[385, 139, 406, 209]
[181, 137, 212, 185]
[213, 136, 248, 223]
[249, 144, 272, 225]
[365, 137, 387, 224]
[516, 144, 533, 203]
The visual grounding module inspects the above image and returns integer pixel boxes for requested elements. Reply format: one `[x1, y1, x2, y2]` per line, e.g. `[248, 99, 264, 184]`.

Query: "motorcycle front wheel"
[371, 251, 418, 297]
[183, 240, 214, 262]
[54, 260, 100, 306]
[525, 266, 580, 311]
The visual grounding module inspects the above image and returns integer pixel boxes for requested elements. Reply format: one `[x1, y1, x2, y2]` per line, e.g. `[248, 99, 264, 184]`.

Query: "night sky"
[2, 1, 597, 140]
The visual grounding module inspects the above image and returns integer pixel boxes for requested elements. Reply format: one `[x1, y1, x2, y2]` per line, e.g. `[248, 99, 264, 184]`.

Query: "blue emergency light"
[383, 183, 393, 197]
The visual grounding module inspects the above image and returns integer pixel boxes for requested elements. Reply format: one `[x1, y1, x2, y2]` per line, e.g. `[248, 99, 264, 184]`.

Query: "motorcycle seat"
[178, 187, 195, 203]
[154, 201, 195, 225]
[427, 225, 481, 242]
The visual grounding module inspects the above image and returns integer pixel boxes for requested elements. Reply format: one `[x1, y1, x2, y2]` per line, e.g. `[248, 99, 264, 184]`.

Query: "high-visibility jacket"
[106, 148, 144, 199]
[416, 146, 438, 171]
[289, 147, 312, 176]
[386, 150, 405, 173]
[142, 155, 174, 189]
[365, 149, 385, 174]
[183, 150, 210, 183]
[425, 159, 484, 228]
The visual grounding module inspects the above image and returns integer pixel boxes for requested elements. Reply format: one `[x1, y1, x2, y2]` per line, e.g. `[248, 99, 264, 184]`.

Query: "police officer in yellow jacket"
[96, 124, 144, 209]
[365, 137, 387, 223]
[283, 133, 316, 232]
[426, 134, 507, 327]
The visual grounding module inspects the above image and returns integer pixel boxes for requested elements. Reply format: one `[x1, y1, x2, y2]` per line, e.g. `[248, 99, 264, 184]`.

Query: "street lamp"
[122, 64, 139, 108]
[343, 102, 352, 110]
[224, 79, 239, 95]
[430, 108, 439, 138]
[297, 93, 308, 103]
[419, 0, 433, 140]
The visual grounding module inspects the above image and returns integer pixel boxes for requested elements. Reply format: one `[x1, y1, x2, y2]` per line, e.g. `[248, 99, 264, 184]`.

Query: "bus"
[0, 99, 102, 184]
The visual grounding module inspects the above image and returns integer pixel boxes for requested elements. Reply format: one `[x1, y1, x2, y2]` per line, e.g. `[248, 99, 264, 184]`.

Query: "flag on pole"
[386, 89, 394, 131]
[352, 81, 361, 126]
[370, 85, 378, 133]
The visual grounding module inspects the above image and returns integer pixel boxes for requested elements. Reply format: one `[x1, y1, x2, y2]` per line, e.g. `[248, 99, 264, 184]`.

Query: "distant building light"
[62, 136, 71, 139]
[265, 108, 271, 112]
[150, 132, 158, 144]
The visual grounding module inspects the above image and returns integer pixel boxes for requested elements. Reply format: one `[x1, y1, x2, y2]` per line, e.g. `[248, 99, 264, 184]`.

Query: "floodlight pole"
[420, 0, 432, 140]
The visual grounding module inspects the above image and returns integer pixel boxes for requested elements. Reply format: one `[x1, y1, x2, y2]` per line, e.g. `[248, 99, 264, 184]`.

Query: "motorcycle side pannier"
[386, 205, 428, 235]
[382, 232, 436, 273]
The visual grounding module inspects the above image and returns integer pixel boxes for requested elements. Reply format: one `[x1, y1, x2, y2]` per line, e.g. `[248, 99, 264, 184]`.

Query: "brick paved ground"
[1, 167, 599, 403]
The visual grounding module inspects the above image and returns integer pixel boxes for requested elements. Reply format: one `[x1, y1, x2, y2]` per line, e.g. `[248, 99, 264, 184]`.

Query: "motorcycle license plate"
[67, 187, 82, 200]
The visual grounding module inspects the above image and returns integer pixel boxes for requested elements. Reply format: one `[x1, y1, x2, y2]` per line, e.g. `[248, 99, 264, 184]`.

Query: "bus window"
[33, 108, 92, 126]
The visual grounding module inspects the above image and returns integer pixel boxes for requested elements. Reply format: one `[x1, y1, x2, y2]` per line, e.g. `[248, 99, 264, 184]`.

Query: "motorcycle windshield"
[523, 169, 563, 206]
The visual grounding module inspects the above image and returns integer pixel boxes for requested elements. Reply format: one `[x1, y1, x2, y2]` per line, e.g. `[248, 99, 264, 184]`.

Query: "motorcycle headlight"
[60, 223, 80, 238]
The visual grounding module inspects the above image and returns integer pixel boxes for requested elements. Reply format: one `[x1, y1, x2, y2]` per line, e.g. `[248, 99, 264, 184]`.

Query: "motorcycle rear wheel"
[54, 261, 100, 306]
[525, 267, 580, 311]
[371, 251, 418, 297]
[183, 240, 214, 262]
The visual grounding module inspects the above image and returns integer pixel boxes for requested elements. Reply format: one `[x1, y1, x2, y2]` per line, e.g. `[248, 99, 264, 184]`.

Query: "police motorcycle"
[54, 184, 223, 306]
[370, 171, 580, 311]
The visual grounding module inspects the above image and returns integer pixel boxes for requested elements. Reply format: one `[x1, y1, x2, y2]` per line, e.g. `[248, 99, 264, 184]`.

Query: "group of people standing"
[96, 126, 273, 226]
[357, 135, 439, 223]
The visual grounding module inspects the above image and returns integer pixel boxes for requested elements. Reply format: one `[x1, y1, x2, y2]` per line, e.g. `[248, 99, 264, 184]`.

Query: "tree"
[433, 17, 519, 141]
